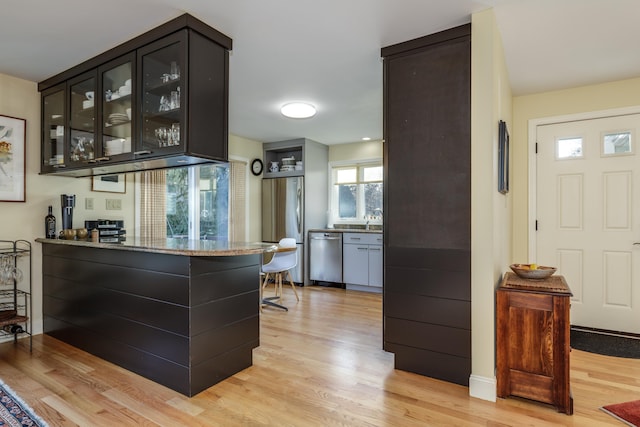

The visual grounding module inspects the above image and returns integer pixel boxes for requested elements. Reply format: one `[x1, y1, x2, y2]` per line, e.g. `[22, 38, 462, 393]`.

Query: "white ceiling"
[2, 0, 639, 145]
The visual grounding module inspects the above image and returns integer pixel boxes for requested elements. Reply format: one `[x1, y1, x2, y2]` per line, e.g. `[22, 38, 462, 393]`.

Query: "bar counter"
[36, 238, 275, 396]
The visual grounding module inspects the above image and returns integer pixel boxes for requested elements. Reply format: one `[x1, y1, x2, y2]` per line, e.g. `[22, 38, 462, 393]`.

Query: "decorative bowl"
[75, 228, 88, 240]
[510, 263, 557, 280]
[62, 229, 77, 240]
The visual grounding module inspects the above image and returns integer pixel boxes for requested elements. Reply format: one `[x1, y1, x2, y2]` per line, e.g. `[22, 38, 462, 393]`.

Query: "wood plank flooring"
[1, 285, 639, 426]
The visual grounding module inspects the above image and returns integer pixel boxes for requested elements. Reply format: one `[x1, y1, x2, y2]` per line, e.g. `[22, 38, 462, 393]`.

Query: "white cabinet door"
[343, 244, 369, 285]
[368, 245, 383, 287]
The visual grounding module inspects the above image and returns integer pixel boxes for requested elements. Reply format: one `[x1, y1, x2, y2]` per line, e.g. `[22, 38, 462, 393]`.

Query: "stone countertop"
[308, 228, 382, 234]
[35, 237, 277, 257]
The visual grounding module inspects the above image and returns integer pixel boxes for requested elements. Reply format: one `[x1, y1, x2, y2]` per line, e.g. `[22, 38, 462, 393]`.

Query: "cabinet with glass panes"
[68, 71, 97, 167]
[99, 54, 134, 163]
[38, 14, 231, 177]
[138, 31, 186, 159]
[41, 84, 65, 173]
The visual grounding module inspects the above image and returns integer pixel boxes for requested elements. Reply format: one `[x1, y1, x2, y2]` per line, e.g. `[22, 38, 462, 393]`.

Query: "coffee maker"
[61, 194, 76, 230]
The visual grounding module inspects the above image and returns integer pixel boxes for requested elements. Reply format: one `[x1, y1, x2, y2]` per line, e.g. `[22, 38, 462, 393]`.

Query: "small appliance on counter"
[85, 219, 126, 243]
[61, 194, 76, 230]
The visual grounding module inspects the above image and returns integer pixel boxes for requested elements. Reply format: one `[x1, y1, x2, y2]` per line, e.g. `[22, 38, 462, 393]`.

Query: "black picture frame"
[498, 120, 509, 194]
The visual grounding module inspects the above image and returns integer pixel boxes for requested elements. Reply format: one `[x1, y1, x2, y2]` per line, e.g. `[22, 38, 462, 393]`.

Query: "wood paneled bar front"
[36, 238, 274, 397]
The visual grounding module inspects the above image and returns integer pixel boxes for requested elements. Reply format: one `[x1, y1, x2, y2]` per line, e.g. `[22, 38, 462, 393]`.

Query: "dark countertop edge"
[308, 228, 382, 234]
[35, 238, 277, 257]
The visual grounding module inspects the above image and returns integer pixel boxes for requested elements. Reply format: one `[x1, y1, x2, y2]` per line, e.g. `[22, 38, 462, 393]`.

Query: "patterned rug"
[601, 400, 640, 426]
[0, 379, 48, 427]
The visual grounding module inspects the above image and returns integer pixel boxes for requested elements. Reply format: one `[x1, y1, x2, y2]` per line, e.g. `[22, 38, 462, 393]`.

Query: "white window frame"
[328, 158, 383, 228]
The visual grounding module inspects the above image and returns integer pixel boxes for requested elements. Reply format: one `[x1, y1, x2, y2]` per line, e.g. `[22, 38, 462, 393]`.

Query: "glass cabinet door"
[68, 72, 97, 165]
[101, 54, 134, 160]
[42, 85, 66, 171]
[139, 31, 187, 157]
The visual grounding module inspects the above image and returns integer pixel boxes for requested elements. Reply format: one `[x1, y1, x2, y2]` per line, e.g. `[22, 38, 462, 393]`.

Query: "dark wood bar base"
[41, 242, 261, 397]
[496, 272, 573, 415]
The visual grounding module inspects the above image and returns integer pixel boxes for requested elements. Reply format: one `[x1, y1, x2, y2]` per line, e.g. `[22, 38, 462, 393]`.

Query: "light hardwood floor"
[1, 285, 639, 426]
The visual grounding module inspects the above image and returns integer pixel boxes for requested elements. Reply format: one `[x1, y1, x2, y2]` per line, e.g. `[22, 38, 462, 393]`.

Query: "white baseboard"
[469, 374, 496, 402]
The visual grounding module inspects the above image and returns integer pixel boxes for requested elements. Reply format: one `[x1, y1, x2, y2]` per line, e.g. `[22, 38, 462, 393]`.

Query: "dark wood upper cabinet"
[39, 14, 231, 177]
[382, 24, 471, 386]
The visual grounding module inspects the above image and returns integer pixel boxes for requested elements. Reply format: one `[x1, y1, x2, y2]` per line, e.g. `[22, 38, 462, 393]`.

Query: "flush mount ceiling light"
[281, 102, 317, 119]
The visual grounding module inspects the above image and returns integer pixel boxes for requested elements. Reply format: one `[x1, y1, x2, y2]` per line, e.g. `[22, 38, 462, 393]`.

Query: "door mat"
[571, 328, 640, 359]
[0, 379, 48, 426]
[601, 400, 640, 426]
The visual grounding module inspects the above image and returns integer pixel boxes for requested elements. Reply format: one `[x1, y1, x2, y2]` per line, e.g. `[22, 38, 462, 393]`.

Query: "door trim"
[527, 105, 640, 260]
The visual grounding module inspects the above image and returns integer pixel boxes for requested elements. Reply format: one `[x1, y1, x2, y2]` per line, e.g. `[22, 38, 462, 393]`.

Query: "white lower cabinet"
[368, 245, 383, 287]
[343, 232, 383, 291]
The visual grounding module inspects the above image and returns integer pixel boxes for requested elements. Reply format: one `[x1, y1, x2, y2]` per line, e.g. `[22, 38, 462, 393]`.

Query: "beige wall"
[328, 139, 382, 163]
[470, 9, 513, 400]
[512, 77, 640, 262]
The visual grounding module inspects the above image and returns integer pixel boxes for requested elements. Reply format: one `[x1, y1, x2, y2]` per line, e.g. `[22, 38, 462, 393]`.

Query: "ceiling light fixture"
[281, 102, 317, 119]
[362, 137, 371, 141]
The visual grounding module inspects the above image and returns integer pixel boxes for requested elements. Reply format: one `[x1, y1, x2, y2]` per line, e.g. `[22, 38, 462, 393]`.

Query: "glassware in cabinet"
[68, 72, 97, 165]
[139, 31, 186, 156]
[41, 84, 65, 172]
[100, 54, 134, 160]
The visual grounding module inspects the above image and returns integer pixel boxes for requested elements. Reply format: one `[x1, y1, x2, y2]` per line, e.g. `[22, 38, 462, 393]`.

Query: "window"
[556, 137, 583, 159]
[602, 130, 633, 156]
[330, 162, 383, 226]
[166, 163, 229, 239]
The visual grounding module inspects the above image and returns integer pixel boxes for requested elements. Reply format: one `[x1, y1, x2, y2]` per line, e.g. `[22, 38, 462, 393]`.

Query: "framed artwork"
[498, 120, 509, 194]
[92, 174, 126, 193]
[0, 115, 26, 202]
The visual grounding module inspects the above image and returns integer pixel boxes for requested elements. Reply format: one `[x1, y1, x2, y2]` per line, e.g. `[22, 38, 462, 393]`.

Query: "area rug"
[0, 379, 48, 427]
[601, 400, 640, 426]
[571, 328, 640, 359]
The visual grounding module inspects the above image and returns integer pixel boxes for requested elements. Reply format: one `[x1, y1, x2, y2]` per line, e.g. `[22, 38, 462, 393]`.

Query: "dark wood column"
[381, 24, 471, 385]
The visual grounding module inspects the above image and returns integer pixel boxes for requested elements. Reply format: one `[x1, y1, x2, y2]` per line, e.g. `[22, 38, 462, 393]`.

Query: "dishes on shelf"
[107, 113, 129, 126]
[104, 137, 131, 156]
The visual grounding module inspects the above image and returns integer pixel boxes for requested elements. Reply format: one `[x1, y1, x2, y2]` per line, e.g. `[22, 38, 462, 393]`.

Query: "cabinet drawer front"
[343, 232, 383, 245]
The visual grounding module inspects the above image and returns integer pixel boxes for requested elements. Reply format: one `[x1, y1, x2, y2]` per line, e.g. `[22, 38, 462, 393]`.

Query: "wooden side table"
[496, 272, 573, 415]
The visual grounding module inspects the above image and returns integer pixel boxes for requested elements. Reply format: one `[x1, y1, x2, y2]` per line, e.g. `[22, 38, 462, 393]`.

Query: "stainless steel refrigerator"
[262, 177, 304, 283]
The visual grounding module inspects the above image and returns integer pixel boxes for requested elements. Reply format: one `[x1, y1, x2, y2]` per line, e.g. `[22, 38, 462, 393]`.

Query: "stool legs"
[260, 269, 299, 309]
[285, 270, 299, 301]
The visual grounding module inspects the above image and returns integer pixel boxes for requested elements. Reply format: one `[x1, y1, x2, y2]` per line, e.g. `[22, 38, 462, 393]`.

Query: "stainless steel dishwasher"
[309, 232, 343, 284]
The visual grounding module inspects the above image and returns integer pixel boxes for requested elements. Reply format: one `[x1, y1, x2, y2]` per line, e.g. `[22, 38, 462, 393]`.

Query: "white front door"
[536, 113, 640, 333]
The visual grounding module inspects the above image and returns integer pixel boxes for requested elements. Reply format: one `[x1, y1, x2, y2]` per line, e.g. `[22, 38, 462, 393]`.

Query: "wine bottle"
[45, 205, 56, 239]
[2, 324, 24, 334]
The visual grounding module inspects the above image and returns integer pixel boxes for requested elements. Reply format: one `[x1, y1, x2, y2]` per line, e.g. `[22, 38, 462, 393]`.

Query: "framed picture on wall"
[498, 120, 509, 194]
[0, 115, 26, 202]
[92, 174, 126, 193]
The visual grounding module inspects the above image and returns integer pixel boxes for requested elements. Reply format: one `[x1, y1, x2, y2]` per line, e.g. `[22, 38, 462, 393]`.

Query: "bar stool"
[261, 238, 299, 310]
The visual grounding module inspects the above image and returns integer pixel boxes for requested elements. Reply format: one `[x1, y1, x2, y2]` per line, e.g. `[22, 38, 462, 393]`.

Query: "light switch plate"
[85, 197, 94, 210]
[106, 199, 122, 210]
